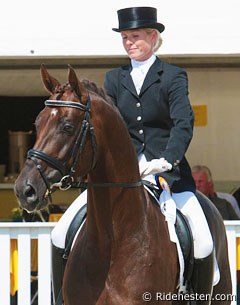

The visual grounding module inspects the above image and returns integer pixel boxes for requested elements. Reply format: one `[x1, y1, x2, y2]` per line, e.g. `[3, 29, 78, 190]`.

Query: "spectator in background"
[192, 165, 240, 220]
[217, 191, 240, 218]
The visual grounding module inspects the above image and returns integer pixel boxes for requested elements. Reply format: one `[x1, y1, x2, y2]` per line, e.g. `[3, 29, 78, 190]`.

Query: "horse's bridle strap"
[76, 180, 143, 188]
[45, 100, 90, 112]
[28, 149, 66, 176]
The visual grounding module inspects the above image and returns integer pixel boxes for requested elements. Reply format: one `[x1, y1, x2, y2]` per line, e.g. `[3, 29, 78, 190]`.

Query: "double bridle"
[27, 93, 142, 200]
[28, 94, 97, 199]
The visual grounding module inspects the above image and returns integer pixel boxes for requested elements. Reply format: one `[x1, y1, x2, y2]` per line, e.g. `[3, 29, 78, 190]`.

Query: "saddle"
[63, 204, 87, 260]
[175, 208, 194, 286]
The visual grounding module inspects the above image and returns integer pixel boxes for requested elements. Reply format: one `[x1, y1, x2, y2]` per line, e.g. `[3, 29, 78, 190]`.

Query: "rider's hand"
[139, 158, 172, 178]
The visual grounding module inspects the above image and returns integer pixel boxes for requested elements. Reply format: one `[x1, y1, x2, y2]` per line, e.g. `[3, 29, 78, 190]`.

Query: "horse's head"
[14, 65, 101, 212]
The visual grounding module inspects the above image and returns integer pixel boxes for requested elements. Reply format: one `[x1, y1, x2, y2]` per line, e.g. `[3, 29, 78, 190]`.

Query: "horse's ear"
[40, 64, 61, 94]
[68, 65, 87, 101]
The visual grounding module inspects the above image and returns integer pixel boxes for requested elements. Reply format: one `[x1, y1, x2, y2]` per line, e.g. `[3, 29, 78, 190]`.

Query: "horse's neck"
[86, 127, 147, 245]
[92, 108, 140, 183]
[86, 183, 147, 249]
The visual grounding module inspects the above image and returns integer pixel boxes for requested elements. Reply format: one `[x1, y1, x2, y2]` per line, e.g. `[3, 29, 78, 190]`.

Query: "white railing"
[0, 222, 55, 305]
[225, 221, 240, 305]
[0, 221, 239, 305]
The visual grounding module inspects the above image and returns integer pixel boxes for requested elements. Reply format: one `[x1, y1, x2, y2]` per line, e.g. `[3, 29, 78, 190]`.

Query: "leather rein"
[27, 93, 142, 200]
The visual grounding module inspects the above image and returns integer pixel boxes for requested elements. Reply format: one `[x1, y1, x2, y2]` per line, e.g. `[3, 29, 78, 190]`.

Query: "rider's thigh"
[172, 191, 213, 258]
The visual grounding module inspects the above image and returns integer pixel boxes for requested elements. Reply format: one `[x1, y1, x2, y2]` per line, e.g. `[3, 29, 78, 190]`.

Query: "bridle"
[28, 93, 97, 199]
[27, 93, 142, 200]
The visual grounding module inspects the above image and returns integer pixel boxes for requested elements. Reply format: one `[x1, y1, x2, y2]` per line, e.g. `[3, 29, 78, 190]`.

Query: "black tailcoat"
[104, 57, 196, 193]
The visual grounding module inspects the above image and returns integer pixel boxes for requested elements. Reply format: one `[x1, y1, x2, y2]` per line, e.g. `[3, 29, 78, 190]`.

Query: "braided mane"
[81, 79, 114, 105]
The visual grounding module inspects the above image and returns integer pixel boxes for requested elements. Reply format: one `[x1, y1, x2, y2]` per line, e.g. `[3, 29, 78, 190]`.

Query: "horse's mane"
[81, 79, 114, 106]
[81, 79, 128, 131]
[54, 79, 114, 106]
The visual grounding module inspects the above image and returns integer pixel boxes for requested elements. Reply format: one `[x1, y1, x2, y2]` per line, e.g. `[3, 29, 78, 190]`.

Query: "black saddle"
[64, 204, 87, 259]
[175, 209, 194, 286]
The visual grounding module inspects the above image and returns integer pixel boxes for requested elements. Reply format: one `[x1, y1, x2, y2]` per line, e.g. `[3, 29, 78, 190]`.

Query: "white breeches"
[172, 191, 213, 259]
[51, 189, 213, 259]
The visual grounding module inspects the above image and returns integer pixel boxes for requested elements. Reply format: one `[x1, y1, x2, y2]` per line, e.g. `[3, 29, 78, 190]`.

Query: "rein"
[27, 93, 142, 199]
[76, 181, 143, 188]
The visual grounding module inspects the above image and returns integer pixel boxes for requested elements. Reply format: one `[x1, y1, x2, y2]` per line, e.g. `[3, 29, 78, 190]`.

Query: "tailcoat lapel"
[140, 57, 163, 95]
[120, 65, 138, 97]
[120, 58, 164, 97]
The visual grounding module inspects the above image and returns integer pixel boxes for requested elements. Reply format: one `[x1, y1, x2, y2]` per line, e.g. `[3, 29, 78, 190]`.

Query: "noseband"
[27, 93, 97, 198]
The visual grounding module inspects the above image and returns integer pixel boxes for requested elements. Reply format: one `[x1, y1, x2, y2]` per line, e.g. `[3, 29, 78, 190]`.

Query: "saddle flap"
[175, 210, 194, 283]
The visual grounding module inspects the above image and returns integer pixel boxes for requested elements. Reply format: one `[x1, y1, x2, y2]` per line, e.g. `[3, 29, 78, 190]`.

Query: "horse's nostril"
[24, 184, 36, 199]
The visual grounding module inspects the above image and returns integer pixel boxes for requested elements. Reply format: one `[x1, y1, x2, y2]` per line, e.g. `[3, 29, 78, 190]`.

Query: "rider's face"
[121, 29, 157, 61]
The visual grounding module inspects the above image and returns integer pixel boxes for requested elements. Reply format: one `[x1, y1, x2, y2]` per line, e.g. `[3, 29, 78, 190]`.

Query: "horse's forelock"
[53, 83, 71, 99]
[54, 84, 63, 93]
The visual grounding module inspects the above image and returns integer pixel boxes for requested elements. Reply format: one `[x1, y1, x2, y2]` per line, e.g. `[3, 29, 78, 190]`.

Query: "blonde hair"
[145, 28, 163, 52]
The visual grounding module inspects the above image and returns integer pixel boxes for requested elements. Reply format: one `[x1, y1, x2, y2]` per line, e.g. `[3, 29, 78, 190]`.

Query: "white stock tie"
[131, 55, 157, 94]
[131, 67, 145, 95]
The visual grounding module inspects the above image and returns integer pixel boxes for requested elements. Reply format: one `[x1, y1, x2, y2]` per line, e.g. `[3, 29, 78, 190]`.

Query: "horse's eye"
[63, 123, 74, 134]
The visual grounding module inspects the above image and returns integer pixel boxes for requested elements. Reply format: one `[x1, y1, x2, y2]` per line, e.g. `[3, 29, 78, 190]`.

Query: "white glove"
[139, 158, 172, 178]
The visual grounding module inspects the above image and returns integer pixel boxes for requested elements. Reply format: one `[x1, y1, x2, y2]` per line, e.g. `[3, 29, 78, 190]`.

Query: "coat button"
[137, 116, 142, 121]
[136, 102, 141, 107]
[138, 129, 143, 135]
[173, 160, 180, 166]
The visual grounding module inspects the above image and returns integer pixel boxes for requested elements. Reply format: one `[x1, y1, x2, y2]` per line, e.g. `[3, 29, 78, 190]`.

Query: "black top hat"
[112, 7, 165, 33]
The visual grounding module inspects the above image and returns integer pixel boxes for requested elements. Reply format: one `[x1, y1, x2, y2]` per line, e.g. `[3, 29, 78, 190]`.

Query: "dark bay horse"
[14, 66, 232, 305]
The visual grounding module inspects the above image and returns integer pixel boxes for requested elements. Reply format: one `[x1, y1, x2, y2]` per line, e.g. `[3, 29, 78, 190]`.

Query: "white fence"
[0, 221, 239, 305]
[225, 221, 240, 305]
[0, 222, 55, 305]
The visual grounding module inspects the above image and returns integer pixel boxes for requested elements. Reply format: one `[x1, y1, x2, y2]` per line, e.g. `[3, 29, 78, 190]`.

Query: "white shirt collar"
[130, 55, 157, 94]
[131, 54, 156, 72]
